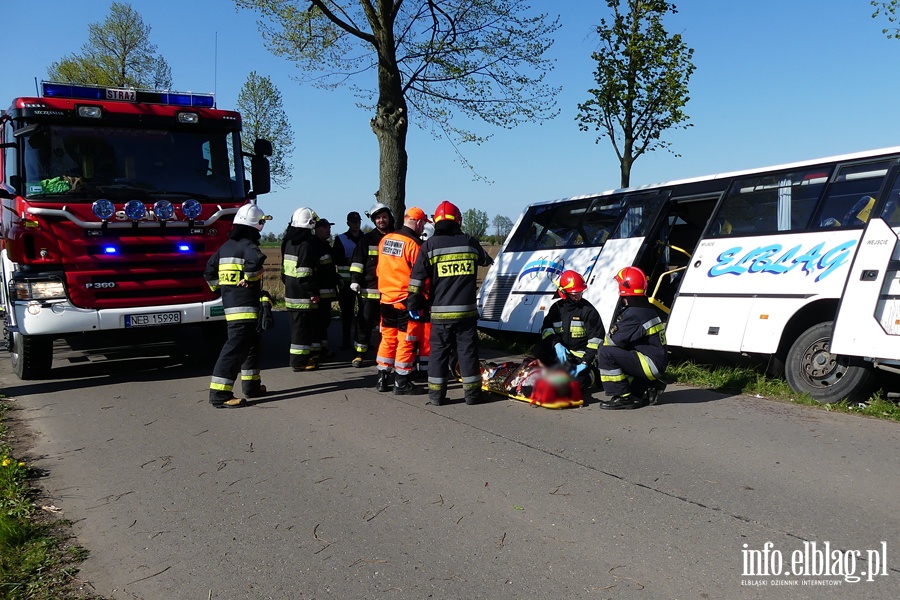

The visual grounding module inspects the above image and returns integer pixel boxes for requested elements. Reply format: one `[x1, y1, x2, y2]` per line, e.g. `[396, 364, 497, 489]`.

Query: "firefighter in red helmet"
[533, 269, 604, 397]
[408, 200, 492, 406]
[596, 266, 668, 409]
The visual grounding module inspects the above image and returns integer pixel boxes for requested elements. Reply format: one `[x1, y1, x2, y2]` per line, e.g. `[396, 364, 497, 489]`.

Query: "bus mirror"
[251, 155, 271, 196]
[253, 138, 273, 157]
[0, 187, 13, 199]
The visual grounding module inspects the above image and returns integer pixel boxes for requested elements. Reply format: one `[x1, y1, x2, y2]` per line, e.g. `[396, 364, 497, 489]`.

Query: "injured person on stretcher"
[480, 357, 584, 409]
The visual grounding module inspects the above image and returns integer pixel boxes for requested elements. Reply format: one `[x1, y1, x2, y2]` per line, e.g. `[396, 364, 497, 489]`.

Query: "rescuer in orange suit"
[374, 207, 430, 394]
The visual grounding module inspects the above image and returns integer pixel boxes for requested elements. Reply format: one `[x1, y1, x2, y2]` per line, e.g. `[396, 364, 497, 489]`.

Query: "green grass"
[0, 399, 101, 600]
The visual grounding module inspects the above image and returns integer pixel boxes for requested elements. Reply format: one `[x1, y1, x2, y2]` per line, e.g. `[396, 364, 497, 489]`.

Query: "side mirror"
[254, 138, 273, 157]
[251, 155, 271, 196]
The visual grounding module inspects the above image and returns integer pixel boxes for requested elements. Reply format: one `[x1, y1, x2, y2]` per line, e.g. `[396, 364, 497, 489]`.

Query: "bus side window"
[880, 174, 900, 226]
[811, 161, 889, 229]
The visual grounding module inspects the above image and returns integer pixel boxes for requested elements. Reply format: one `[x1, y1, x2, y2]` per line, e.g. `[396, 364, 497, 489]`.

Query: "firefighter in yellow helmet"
[532, 270, 604, 396]
[596, 266, 668, 409]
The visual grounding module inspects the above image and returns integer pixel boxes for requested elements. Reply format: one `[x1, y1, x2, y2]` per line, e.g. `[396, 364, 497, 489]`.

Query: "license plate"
[125, 311, 182, 327]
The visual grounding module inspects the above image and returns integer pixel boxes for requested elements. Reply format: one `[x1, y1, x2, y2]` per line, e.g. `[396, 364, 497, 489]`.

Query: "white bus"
[477, 147, 900, 403]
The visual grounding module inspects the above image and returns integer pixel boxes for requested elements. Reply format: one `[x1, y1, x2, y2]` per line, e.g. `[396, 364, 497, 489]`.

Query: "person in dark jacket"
[533, 269, 604, 396]
[348, 202, 394, 367]
[312, 217, 340, 362]
[408, 200, 492, 406]
[283, 207, 320, 371]
[205, 203, 271, 408]
[596, 266, 668, 410]
[333, 211, 363, 350]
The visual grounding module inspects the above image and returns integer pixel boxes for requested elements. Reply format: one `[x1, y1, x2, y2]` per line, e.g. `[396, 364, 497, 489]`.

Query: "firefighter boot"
[393, 374, 423, 396]
[376, 370, 392, 392]
[646, 380, 667, 406]
[351, 353, 365, 368]
[427, 385, 446, 406]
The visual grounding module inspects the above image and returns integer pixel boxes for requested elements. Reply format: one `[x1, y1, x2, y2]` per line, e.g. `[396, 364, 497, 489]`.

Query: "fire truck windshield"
[21, 124, 244, 200]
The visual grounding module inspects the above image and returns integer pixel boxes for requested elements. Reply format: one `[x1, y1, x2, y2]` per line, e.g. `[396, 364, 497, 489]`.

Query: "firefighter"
[533, 270, 604, 396]
[282, 207, 321, 371]
[205, 203, 272, 409]
[374, 207, 430, 394]
[333, 211, 363, 350]
[408, 200, 492, 406]
[349, 202, 394, 367]
[312, 217, 340, 362]
[596, 266, 668, 410]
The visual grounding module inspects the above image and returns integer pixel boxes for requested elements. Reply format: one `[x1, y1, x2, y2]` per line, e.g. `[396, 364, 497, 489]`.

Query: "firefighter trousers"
[429, 318, 480, 403]
[209, 320, 262, 405]
[288, 308, 316, 369]
[596, 345, 664, 398]
[354, 298, 381, 356]
[376, 304, 411, 374]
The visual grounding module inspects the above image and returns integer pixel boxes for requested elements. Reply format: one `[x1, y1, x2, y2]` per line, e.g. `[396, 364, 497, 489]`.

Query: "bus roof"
[533, 146, 900, 208]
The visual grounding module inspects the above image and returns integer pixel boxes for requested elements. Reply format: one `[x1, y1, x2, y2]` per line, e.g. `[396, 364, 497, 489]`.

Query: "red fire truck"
[0, 82, 272, 379]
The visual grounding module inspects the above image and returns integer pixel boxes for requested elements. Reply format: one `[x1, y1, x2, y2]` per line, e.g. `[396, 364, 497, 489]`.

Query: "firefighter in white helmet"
[205, 203, 272, 408]
[282, 207, 321, 371]
[348, 201, 395, 367]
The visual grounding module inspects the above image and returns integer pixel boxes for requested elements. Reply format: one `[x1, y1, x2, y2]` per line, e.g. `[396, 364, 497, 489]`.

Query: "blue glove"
[573, 363, 587, 377]
[409, 309, 422, 321]
[553, 343, 568, 365]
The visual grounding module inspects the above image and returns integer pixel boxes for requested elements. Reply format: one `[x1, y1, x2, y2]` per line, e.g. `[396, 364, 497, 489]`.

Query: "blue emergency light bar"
[41, 82, 215, 108]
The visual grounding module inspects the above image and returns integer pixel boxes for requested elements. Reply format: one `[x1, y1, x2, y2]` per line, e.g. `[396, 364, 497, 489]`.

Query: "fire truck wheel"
[10, 332, 52, 380]
[785, 321, 876, 404]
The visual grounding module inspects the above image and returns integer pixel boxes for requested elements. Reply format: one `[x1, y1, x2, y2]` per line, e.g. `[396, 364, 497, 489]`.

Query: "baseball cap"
[404, 207, 432, 223]
[347, 211, 362, 222]
[316, 218, 334, 227]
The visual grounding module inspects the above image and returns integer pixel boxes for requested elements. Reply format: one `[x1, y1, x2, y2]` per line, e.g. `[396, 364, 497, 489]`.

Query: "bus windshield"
[20, 124, 245, 200]
[505, 196, 635, 252]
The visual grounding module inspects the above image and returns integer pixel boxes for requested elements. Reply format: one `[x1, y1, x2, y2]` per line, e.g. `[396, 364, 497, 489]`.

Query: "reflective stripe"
[637, 352, 662, 379]
[290, 344, 311, 356]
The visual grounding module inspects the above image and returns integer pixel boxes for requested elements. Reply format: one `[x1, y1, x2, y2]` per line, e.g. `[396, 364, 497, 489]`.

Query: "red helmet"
[433, 200, 461, 223]
[615, 266, 647, 297]
[557, 270, 587, 299]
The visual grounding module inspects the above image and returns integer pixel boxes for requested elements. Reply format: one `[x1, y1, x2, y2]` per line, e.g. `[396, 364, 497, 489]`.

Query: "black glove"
[258, 292, 275, 332]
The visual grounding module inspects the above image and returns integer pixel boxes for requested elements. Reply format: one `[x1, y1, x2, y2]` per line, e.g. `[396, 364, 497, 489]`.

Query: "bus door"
[832, 167, 900, 360]
[588, 190, 671, 328]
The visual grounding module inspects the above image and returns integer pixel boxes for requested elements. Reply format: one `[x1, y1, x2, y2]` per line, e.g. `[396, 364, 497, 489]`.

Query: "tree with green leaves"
[577, 0, 694, 188]
[237, 72, 295, 188]
[235, 0, 560, 219]
[47, 2, 172, 89]
[492, 214, 513, 241]
[872, 1, 900, 38]
[462, 208, 489, 240]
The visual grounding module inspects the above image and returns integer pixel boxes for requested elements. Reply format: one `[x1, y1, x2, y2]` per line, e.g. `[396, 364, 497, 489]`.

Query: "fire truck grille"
[66, 269, 214, 310]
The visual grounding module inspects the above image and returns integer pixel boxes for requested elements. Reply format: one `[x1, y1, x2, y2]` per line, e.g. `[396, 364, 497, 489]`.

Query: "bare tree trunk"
[370, 53, 408, 219]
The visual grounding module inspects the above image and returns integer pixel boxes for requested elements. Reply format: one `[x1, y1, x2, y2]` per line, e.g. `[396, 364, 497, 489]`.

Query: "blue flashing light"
[42, 82, 104, 100]
[177, 244, 191, 253]
[103, 246, 119, 255]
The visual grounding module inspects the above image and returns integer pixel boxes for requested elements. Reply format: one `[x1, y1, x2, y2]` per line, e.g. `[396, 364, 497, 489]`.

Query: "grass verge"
[0, 398, 101, 599]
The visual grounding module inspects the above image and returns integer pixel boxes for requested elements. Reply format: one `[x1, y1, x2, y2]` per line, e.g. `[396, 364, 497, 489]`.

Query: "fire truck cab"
[0, 82, 271, 379]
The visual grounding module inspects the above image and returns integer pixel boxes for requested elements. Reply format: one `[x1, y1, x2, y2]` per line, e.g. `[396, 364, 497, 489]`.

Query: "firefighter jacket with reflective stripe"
[333, 231, 361, 280]
[408, 230, 489, 322]
[350, 228, 388, 300]
[376, 226, 422, 306]
[604, 304, 667, 368]
[282, 229, 318, 311]
[540, 298, 605, 366]
[313, 235, 341, 300]
[204, 237, 266, 322]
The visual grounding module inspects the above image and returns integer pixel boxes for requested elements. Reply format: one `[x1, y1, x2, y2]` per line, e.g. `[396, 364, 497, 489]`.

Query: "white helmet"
[421, 222, 435, 241]
[234, 203, 270, 231]
[290, 207, 318, 229]
[365, 202, 392, 223]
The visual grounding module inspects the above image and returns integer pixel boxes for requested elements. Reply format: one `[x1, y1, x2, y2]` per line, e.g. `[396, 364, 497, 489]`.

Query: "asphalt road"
[1, 313, 898, 599]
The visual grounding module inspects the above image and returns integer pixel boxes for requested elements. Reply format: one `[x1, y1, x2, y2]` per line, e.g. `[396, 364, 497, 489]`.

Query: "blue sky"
[4, 1, 900, 232]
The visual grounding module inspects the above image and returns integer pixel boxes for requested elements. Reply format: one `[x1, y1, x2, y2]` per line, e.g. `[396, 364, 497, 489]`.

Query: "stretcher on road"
[480, 357, 583, 409]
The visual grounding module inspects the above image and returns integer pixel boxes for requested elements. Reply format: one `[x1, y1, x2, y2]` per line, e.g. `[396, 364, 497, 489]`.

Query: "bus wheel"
[10, 332, 53, 380]
[785, 322, 875, 404]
